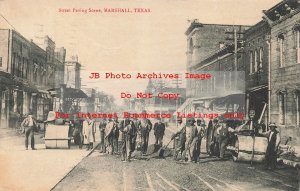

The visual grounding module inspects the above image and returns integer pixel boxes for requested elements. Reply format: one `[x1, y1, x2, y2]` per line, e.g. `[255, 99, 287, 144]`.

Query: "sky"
[0, 0, 281, 105]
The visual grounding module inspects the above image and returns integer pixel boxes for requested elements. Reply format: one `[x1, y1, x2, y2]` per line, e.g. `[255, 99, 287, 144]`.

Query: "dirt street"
[53, 128, 299, 191]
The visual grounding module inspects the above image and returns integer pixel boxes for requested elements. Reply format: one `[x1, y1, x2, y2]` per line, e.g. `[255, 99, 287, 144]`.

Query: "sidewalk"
[0, 127, 100, 191]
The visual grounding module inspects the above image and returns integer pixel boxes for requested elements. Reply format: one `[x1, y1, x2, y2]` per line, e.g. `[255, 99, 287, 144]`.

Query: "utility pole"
[225, 25, 245, 88]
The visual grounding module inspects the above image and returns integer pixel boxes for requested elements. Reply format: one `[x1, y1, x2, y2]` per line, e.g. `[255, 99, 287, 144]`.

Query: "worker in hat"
[216, 120, 235, 159]
[153, 118, 166, 147]
[182, 118, 198, 162]
[207, 118, 221, 157]
[173, 118, 186, 160]
[260, 123, 281, 170]
[98, 118, 107, 153]
[105, 118, 116, 154]
[21, 111, 38, 150]
[83, 117, 96, 151]
[193, 119, 206, 162]
[137, 111, 152, 155]
[119, 117, 136, 162]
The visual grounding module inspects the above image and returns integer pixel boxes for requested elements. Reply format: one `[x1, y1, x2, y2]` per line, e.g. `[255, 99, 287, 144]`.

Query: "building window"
[278, 92, 286, 125]
[254, 50, 258, 72]
[249, 51, 253, 74]
[259, 48, 263, 70]
[297, 95, 300, 126]
[0, 57, 2, 67]
[278, 34, 285, 67]
[296, 30, 300, 63]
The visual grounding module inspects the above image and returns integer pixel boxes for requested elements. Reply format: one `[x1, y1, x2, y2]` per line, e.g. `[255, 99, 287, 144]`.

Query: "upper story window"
[254, 50, 258, 72]
[249, 51, 253, 74]
[296, 28, 300, 63]
[278, 34, 285, 67]
[259, 48, 263, 70]
[0, 57, 2, 67]
[189, 38, 194, 53]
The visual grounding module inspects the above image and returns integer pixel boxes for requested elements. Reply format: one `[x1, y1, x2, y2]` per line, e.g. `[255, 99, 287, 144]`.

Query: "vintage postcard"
[0, 0, 299, 190]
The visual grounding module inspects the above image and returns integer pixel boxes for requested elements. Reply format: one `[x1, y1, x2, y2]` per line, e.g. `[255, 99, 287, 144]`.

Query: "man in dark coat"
[262, 123, 281, 170]
[99, 118, 107, 153]
[153, 118, 165, 147]
[137, 111, 152, 155]
[207, 118, 221, 156]
[173, 118, 186, 160]
[113, 118, 120, 154]
[119, 118, 136, 161]
[206, 119, 213, 155]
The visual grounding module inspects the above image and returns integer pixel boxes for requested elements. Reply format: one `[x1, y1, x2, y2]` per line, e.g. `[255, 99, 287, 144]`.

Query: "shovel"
[158, 138, 173, 158]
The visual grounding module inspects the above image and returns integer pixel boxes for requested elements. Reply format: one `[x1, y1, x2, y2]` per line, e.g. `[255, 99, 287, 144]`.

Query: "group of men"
[173, 118, 206, 162]
[98, 113, 166, 162]
[172, 117, 281, 170]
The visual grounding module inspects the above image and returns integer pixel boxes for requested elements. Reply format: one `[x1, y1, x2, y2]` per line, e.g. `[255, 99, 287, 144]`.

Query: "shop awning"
[48, 87, 88, 99]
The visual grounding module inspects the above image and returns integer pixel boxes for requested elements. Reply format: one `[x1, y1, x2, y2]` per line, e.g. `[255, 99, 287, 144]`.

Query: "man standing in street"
[105, 118, 116, 154]
[216, 120, 234, 159]
[153, 118, 165, 147]
[113, 117, 120, 154]
[21, 112, 37, 150]
[120, 118, 136, 162]
[99, 118, 107, 153]
[261, 123, 281, 170]
[194, 119, 205, 162]
[182, 118, 198, 162]
[138, 111, 152, 155]
[173, 118, 186, 160]
[83, 117, 96, 151]
[210, 118, 221, 157]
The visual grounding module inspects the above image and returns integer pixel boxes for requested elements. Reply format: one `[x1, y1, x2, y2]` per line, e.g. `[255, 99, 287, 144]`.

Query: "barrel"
[232, 135, 268, 162]
[45, 124, 71, 149]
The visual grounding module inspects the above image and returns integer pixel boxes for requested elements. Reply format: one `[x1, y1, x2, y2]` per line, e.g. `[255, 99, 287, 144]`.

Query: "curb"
[50, 142, 100, 190]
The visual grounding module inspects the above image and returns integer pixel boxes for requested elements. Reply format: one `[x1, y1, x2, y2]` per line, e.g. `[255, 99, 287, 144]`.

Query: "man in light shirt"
[260, 123, 281, 170]
[21, 112, 37, 150]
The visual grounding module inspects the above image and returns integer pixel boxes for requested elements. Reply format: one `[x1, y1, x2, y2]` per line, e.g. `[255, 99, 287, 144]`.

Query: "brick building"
[243, 20, 271, 123]
[181, 21, 249, 118]
[0, 29, 66, 127]
[263, 0, 300, 144]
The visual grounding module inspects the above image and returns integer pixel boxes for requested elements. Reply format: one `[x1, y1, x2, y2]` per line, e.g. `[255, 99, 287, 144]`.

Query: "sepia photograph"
[0, 0, 299, 190]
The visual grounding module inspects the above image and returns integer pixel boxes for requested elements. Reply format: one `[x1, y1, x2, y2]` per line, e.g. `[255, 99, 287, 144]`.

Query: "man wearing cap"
[21, 112, 37, 150]
[137, 111, 152, 155]
[105, 118, 116, 154]
[261, 123, 281, 170]
[99, 118, 107, 153]
[208, 118, 221, 156]
[194, 119, 205, 162]
[153, 118, 166, 147]
[216, 120, 235, 159]
[119, 118, 136, 161]
[83, 117, 96, 151]
[113, 117, 120, 154]
[173, 118, 186, 160]
[182, 118, 198, 162]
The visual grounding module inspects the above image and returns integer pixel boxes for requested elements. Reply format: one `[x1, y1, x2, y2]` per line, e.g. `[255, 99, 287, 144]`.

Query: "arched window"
[249, 51, 253, 74]
[295, 27, 300, 63]
[189, 38, 194, 53]
[259, 48, 263, 70]
[254, 50, 258, 72]
[278, 34, 285, 67]
[278, 92, 286, 125]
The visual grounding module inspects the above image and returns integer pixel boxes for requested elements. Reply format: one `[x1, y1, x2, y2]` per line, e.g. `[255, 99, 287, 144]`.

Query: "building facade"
[0, 29, 66, 127]
[264, 0, 300, 144]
